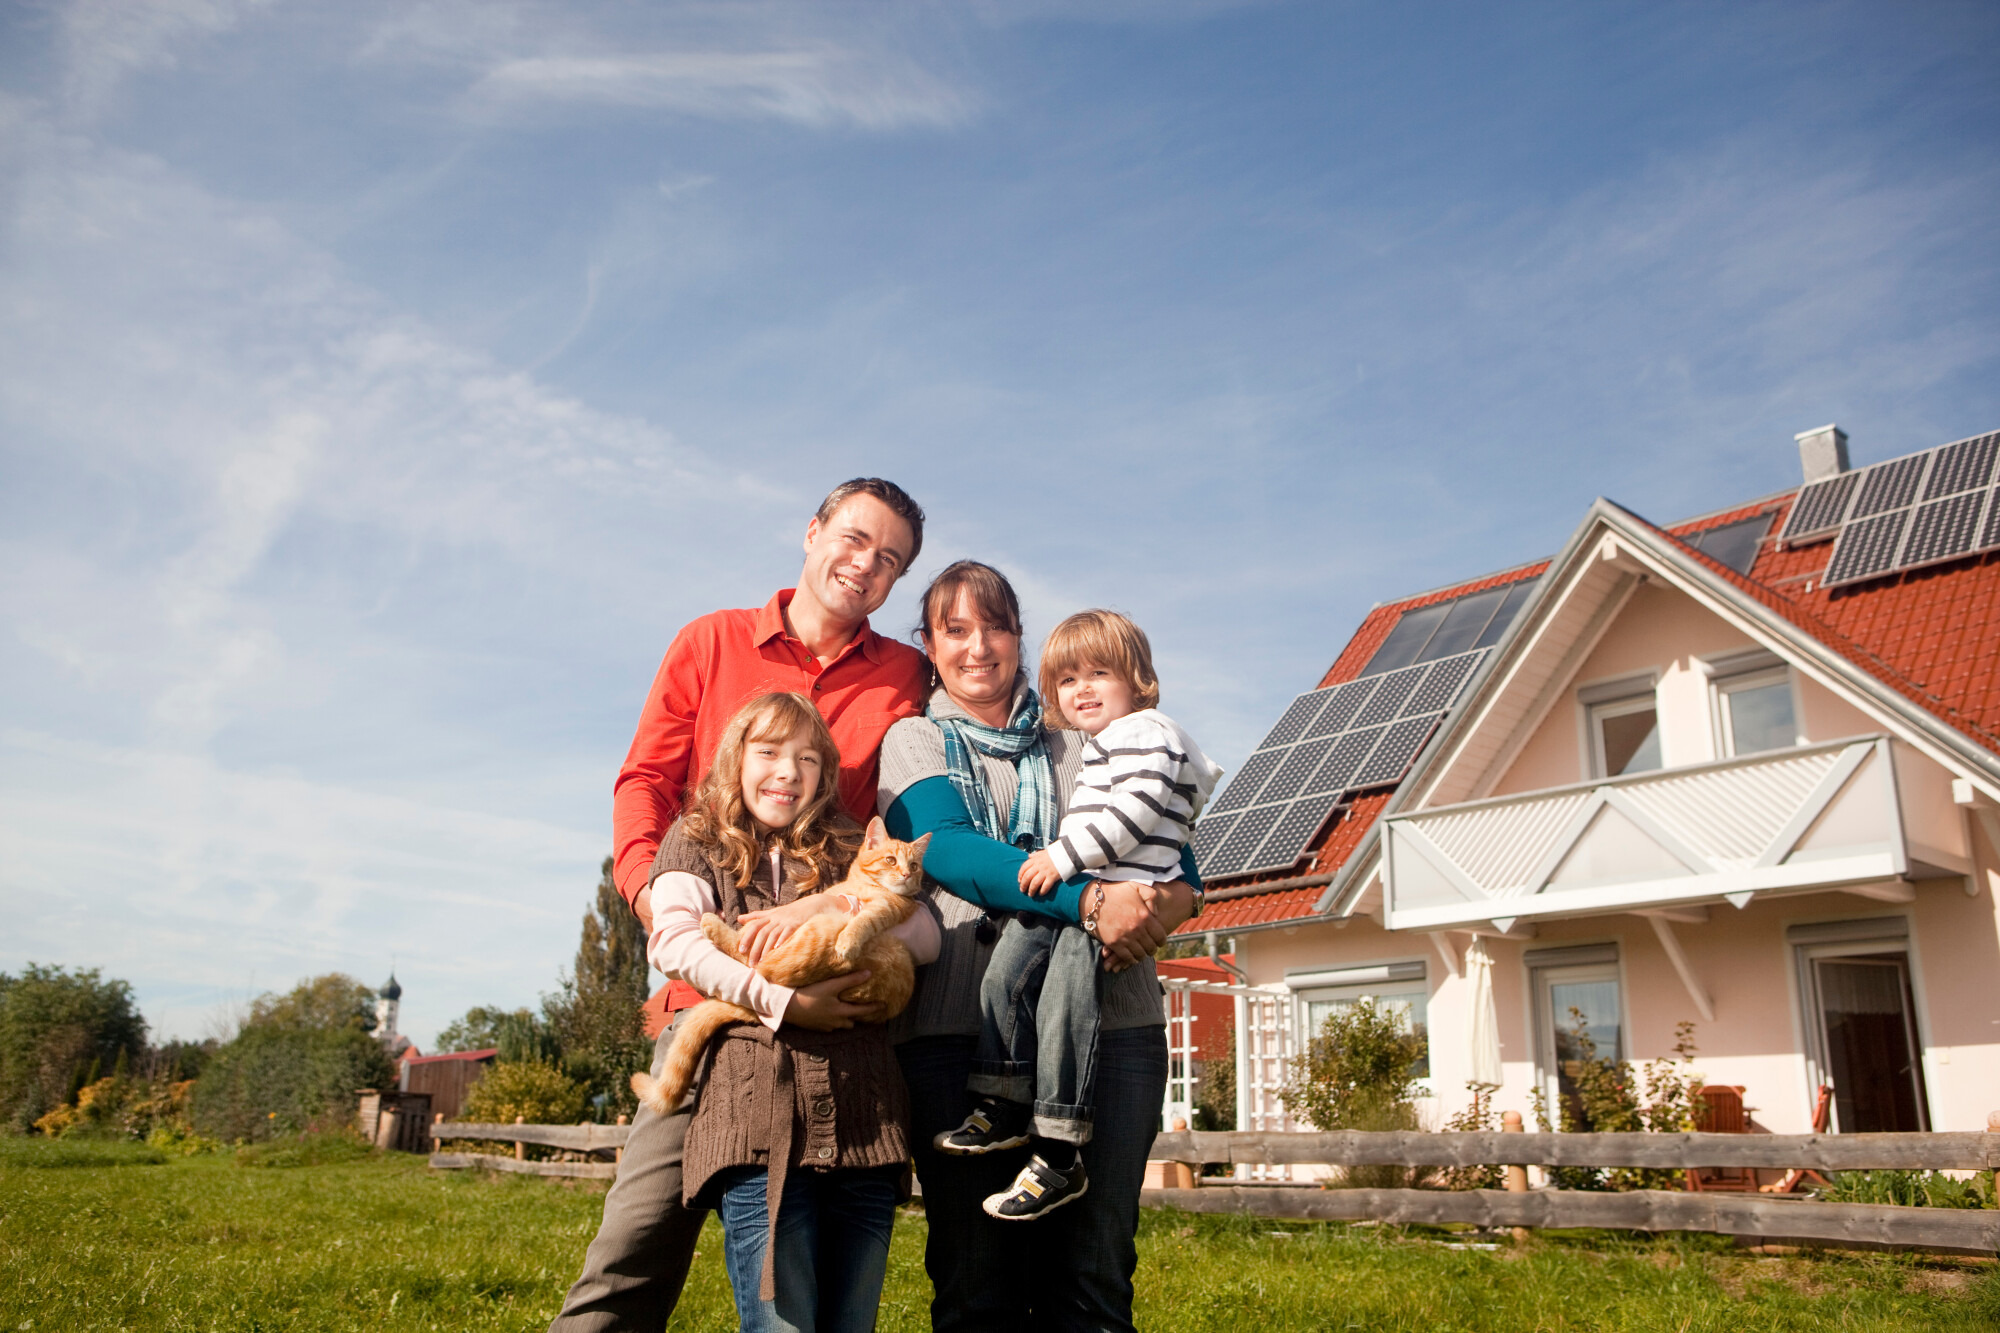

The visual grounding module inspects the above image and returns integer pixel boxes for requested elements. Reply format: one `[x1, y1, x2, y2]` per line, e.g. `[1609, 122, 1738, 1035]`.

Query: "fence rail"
[1145, 1129, 2000, 1171]
[427, 1119, 631, 1180]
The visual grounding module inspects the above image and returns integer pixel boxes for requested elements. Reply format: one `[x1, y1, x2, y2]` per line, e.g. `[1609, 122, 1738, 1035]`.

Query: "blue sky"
[4, 0, 1996, 1046]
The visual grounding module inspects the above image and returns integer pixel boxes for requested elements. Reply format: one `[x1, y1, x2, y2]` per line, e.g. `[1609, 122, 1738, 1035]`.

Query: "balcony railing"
[1382, 736, 1905, 931]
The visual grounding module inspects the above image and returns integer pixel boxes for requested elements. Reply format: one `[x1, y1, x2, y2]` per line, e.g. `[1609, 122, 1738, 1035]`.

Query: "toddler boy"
[934, 609, 1221, 1220]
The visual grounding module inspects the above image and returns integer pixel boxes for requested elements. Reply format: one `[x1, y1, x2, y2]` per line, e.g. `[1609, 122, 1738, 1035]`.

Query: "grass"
[0, 1138, 1993, 1330]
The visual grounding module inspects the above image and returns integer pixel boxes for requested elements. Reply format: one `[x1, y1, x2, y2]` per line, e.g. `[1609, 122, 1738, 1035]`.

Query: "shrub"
[0, 964, 148, 1133]
[190, 1025, 395, 1143]
[1193, 1022, 1236, 1133]
[32, 1071, 194, 1140]
[1821, 1170, 1995, 1210]
[455, 1060, 588, 1160]
[234, 1126, 375, 1169]
[1435, 1084, 1504, 1191]
[1283, 999, 1427, 1187]
[1529, 1015, 1701, 1191]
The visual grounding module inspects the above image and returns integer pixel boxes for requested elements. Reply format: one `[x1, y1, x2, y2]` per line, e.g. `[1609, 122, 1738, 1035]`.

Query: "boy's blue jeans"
[970, 913, 1101, 1144]
[714, 1164, 900, 1333]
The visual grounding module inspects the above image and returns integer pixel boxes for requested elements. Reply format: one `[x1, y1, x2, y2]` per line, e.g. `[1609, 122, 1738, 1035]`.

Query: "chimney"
[1795, 424, 1849, 483]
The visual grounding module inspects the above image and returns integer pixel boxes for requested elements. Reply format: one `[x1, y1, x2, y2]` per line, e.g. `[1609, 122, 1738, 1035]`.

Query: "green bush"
[0, 963, 148, 1133]
[455, 1061, 588, 1160]
[1822, 1169, 1995, 1209]
[190, 1025, 395, 1143]
[1283, 999, 1427, 1187]
[1529, 1015, 1701, 1191]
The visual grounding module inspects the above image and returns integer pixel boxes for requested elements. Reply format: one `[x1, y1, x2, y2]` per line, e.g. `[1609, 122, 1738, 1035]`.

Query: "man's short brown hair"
[1038, 609, 1161, 715]
[815, 478, 926, 569]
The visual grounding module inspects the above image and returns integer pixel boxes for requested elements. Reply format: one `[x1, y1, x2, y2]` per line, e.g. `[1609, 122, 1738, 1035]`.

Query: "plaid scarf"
[928, 686, 1060, 851]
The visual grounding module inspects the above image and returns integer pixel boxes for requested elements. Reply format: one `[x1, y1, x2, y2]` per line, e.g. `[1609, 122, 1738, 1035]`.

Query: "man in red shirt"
[552, 478, 930, 1333]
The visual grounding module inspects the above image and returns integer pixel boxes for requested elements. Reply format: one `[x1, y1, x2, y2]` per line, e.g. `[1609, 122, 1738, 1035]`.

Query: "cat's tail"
[629, 999, 758, 1115]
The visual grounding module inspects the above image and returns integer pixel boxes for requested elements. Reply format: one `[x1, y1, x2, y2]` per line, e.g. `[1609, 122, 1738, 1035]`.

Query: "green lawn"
[1, 1139, 1994, 1331]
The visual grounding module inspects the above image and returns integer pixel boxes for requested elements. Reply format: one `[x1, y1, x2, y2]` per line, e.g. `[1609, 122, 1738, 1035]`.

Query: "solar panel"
[1851, 453, 1928, 518]
[1203, 803, 1288, 878]
[1351, 713, 1443, 788]
[1266, 737, 1338, 795]
[1901, 491, 1986, 568]
[1401, 650, 1483, 715]
[1353, 664, 1426, 727]
[1824, 510, 1911, 585]
[1209, 747, 1287, 813]
[1304, 678, 1376, 738]
[1305, 724, 1387, 795]
[1258, 689, 1333, 749]
[1983, 487, 2000, 552]
[1781, 472, 1858, 539]
[1923, 432, 1999, 500]
[1189, 811, 1240, 867]
[1234, 794, 1345, 877]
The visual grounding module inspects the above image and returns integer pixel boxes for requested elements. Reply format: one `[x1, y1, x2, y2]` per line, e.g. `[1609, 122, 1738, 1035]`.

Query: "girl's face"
[925, 588, 1021, 726]
[739, 728, 824, 830]
[1054, 658, 1138, 736]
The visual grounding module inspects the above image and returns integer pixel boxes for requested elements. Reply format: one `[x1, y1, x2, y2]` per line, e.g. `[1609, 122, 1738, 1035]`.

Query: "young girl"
[646, 691, 939, 1332]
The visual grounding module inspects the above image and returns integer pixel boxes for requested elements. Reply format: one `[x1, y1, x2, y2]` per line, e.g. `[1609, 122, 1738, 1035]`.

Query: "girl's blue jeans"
[714, 1163, 901, 1333]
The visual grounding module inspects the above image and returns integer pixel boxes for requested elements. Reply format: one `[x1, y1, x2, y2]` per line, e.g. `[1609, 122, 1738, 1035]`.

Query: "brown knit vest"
[652, 825, 910, 1296]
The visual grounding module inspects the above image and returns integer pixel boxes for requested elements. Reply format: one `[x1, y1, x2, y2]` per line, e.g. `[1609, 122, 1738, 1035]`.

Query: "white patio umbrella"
[1466, 937, 1503, 1088]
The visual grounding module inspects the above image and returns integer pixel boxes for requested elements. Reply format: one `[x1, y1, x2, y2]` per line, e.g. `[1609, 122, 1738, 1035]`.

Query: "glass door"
[1807, 950, 1928, 1132]
[1533, 964, 1623, 1122]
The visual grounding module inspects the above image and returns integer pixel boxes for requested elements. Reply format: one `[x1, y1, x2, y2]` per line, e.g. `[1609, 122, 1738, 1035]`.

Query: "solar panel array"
[1779, 431, 2000, 587]
[1193, 647, 1490, 879]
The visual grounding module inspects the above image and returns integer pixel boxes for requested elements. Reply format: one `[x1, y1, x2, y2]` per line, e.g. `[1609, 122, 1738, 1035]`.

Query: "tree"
[541, 857, 651, 1120]
[435, 1005, 559, 1063]
[188, 973, 393, 1142]
[0, 964, 148, 1133]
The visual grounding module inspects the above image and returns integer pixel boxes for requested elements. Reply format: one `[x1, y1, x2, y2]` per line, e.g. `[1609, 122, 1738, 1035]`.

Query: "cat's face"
[857, 816, 931, 897]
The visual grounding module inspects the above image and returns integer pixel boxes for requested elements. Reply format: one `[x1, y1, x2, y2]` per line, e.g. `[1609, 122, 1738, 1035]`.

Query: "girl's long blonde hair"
[678, 692, 861, 895]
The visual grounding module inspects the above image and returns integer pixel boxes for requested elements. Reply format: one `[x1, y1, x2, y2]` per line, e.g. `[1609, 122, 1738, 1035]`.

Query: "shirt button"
[813, 1098, 834, 1118]
[817, 1147, 834, 1160]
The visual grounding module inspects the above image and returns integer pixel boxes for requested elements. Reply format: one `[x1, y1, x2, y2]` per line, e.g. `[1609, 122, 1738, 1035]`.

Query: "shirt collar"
[755, 587, 885, 664]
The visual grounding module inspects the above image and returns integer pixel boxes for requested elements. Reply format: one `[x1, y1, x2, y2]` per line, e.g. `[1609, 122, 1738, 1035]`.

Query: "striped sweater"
[1044, 708, 1224, 883]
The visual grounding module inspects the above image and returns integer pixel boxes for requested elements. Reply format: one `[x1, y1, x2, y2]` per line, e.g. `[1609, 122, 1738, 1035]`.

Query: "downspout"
[1205, 931, 1247, 984]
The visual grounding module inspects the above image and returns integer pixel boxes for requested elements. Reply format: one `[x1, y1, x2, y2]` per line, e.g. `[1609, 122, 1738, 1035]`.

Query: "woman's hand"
[782, 972, 880, 1030]
[738, 895, 847, 963]
[1091, 879, 1197, 972]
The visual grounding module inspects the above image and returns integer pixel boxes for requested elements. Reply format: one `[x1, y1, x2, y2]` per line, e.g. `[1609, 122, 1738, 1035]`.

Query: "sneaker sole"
[981, 1175, 1090, 1221]
[932, 1130, 1030, 1156]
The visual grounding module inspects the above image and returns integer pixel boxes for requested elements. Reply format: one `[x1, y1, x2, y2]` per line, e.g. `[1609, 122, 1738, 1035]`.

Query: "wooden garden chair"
[1758, 1085, 1834, 1194]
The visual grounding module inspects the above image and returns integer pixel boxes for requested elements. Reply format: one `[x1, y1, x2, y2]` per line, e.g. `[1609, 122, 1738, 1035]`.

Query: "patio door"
[1527, 944, 1622, 1121]
[1792, 918, 1929, 1132]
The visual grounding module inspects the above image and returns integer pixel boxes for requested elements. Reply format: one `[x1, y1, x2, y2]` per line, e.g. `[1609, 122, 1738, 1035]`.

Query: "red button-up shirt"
[612, 587, 929, 908]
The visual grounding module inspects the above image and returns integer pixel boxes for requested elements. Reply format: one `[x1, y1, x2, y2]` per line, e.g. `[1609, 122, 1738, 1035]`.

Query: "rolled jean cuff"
[967, 1061, 1033, 1104]
[1031, 1104, 1094, 1146]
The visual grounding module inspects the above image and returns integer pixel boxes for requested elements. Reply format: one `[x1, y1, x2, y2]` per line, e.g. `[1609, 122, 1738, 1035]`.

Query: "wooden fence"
[428, 1115, 2000, 1253]
[1142, 1119, 2000, 1253]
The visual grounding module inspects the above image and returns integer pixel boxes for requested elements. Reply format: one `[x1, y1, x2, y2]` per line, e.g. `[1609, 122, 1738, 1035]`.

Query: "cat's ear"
[862, 815, 888, 850]
[908, 832, 932, 860]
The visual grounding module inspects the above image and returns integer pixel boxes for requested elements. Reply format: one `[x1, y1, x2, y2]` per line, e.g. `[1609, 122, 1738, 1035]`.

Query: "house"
[399, 1048, 498, 1123]
[1178, 425, 2000, 1139]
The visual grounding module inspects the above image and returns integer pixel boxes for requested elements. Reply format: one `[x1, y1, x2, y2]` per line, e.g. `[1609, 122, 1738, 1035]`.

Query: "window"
[1528, 944, 1622, 1118]
[1683, 513, 1773, 576]
[1364, 579, 1537, 674]
[1709, 651, 1801, 757]
[1790, 918, 1930, 1132]
[1579, 675, 1663, 778]
[1288, 962, 1430, 1078]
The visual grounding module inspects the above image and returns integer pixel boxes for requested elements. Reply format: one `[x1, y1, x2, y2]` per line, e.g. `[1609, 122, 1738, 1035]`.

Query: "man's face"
[798, 494, 914, 625]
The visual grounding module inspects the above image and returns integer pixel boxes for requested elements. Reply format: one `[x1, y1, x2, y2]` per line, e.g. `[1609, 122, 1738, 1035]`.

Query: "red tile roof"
[1181, 436, 2000, 935]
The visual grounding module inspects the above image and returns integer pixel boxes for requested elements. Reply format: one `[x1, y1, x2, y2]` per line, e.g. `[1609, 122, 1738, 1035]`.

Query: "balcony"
[1382, 736, 1911, 931]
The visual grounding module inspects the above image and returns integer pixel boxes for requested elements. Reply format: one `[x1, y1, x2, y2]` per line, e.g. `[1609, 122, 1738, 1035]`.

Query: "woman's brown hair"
[1038, 609, 1161, 719]
[678, 692, 861, 895]
[914, 559, 1023, 643]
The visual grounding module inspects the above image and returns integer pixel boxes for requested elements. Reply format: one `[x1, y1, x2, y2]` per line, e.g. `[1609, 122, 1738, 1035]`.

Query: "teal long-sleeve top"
[882, 774, 1201, 924]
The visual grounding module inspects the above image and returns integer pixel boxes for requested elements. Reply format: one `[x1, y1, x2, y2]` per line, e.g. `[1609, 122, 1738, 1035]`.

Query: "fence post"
[1501, 1110, 1529, 1244]
[1990, 1110, 1999, 1202]
[616, 1115, 628, 1166]
[1168, 1116, 1195, 1190]
[515, 1115, 526, 1162]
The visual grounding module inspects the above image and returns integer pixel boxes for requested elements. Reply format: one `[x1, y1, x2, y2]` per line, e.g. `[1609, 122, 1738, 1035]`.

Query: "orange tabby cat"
[631, 817, 932, 1115]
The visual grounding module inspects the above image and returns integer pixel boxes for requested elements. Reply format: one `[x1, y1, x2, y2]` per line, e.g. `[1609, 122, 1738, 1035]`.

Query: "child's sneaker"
[982, 1154, 1089, 1220]
[932, 1099, 1030, 1155]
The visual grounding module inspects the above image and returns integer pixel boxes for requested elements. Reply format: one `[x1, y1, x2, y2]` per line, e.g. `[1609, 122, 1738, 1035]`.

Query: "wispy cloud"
[58, 0, 272, 118]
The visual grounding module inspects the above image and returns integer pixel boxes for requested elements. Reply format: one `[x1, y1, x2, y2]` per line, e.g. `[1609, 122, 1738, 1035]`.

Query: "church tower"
[375, 971, 402, 1049]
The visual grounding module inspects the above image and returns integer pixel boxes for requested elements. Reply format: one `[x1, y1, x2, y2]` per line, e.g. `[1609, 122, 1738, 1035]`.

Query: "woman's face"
[925, 588, 1021, 724]
[739, 728, 824, 831]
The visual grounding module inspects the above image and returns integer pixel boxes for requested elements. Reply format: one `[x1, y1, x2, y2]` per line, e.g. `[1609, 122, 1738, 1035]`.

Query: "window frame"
[1287, 960, 1432, 1086]
[1704, 649, 1804, 758]
[1577, 671, 1663, 780]
[1527, 951, 1627, 1114]
[1789, 917, 1931, 1133]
